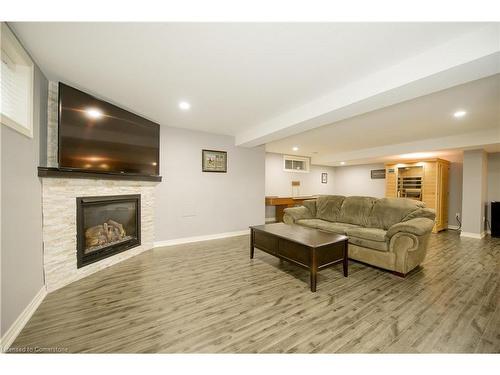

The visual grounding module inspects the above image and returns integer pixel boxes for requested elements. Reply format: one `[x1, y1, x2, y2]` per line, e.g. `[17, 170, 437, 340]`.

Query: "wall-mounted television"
[58, 83, 160, 176]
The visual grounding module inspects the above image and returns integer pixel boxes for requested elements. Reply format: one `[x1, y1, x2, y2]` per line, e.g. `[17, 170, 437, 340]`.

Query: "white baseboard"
[265, 217, 276, 223]
[154, 229, 250, 248]
[447, 225, 460, 230]
[1, 286, 47, 352]
[460, 231, 486, 239]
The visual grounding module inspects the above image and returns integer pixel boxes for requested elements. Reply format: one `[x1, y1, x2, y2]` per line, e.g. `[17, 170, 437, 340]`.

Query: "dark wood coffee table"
[250, 223, 348, 292]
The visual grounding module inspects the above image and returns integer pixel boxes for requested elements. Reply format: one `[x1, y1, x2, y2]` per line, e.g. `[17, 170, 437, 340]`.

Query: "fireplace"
[76, 194, 141, 268]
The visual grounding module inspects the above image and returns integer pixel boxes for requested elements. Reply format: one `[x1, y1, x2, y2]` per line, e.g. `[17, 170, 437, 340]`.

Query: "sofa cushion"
[368, 197, 425, 230]
[337, 196, 377, 227]
[302, 199, 317, 218]
[295, 219, 325, 229]
[295, 219, 359, 235]
[315, 221, 360, 235]
[316, 195, 345, 222]
[348, 236, 388, 252]
[345, 227, 387, 242]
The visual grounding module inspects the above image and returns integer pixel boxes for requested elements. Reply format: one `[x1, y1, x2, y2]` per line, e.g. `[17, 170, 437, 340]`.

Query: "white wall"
[155, 127, 265, 241]
[487, 152, 500, 228]
[1, 64, 47, 336]
[447, 161, 464, 227]
[332, 163, 386, 197]
[265, 152, 335, 197]
[461, 149, 488, 236]
[265, 152, 335, 219]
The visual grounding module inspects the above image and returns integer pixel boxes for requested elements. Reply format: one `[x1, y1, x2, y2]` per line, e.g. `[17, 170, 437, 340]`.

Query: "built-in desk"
[265, 196, 315, 222]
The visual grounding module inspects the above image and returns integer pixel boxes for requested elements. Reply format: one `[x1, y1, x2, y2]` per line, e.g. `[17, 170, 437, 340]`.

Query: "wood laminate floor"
[10, 231, 500, 353]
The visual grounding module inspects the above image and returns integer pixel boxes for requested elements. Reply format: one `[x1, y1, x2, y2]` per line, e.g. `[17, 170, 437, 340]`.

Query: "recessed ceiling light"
[179, 101, 191, 110]
[453, 110, 467, 118]
[85, 108, 103, 119]
[292, 146, 299, 151]
[340, 161, 346, 165]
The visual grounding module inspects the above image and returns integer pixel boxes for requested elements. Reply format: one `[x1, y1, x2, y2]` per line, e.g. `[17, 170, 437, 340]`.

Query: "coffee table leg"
[343, 241, 348, 277]
[250, 228, 255, 259]
[310, 248, 317, 292]
[310, 269, 317, 292]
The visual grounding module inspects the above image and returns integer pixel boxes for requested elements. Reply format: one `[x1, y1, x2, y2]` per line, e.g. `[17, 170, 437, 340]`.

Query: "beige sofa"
[283, 195, 435, 276]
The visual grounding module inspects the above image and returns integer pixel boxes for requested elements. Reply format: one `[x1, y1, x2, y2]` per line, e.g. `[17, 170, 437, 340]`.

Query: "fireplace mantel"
[38, 166, 162, 182]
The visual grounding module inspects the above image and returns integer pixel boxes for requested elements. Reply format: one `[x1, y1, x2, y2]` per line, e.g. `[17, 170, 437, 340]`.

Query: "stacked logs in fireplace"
[85, 219, 132, 252]
[77, 194, 141, 268]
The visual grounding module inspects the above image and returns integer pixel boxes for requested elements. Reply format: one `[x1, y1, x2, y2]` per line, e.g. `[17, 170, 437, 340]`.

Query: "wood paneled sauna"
[385, 158, 450, 233]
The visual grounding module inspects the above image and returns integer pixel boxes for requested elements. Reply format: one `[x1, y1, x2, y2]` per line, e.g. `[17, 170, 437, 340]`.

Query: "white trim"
[154, 229, 250, 248]
[447, 225, 460, 230]
[460, 231, 486, 239]
[265, 217, 276, 223]
[1, 286, 46, 352]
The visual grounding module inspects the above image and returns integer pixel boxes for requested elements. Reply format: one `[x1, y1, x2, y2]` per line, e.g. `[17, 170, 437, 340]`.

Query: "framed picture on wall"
[371, 169, 386, 179]
[321, 172, 328, 184]
[202, 149, 227, 173]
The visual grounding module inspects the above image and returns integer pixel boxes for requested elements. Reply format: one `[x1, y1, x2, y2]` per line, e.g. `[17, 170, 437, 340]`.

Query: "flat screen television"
[58, 83, 160, 176]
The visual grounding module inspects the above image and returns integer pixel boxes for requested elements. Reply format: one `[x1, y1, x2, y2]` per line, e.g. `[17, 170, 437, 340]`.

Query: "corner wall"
[155, 127, 265, 242]
[487, 152, 500, 229]
[461, 149, 488, 237]
[1, 64, 47, 337]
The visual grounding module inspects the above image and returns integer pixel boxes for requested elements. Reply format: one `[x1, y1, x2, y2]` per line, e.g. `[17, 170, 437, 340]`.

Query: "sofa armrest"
[386, 217, 435, 238]
[283, 206, 314, 223]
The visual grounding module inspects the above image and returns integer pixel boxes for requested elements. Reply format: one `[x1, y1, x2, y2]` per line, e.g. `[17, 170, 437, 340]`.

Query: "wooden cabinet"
[385, 159, 450, 233]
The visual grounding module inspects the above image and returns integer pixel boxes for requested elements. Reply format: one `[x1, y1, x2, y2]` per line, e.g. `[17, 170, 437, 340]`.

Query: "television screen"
[58, 83, 160, 176]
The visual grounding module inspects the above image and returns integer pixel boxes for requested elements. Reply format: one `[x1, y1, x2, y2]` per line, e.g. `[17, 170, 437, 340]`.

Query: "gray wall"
[461, 149, 488, 235]
[155, 127, 265, 241]
[265, 153, 336, 197]
[265, 152, 336, 219]
[487, 152, 500, 228]
[332, 163, 386, 198]
[1, 65, 47, 336]
[448, 160, 463, 227]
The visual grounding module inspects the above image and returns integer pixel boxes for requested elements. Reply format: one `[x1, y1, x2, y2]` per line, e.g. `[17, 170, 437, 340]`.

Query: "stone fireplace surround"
[41, 177, 156, 292]
[39, 81, 159, 292]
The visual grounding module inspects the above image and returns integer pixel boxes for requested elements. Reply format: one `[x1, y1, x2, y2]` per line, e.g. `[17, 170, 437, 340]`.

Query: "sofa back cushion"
[302, 199, 317, 217]
[368, 197, 425, 230]
[316, 195, 345, 222]
[338, 196, 377, 227]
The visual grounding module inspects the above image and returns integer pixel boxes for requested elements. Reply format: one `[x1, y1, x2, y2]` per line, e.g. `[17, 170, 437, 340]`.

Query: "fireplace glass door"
[76, 194, 140, 268]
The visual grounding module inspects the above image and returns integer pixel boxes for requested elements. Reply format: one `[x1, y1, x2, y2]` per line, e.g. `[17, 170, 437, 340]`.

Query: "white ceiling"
[266, 74, 500, 165]
[10, 22, 495, 138]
